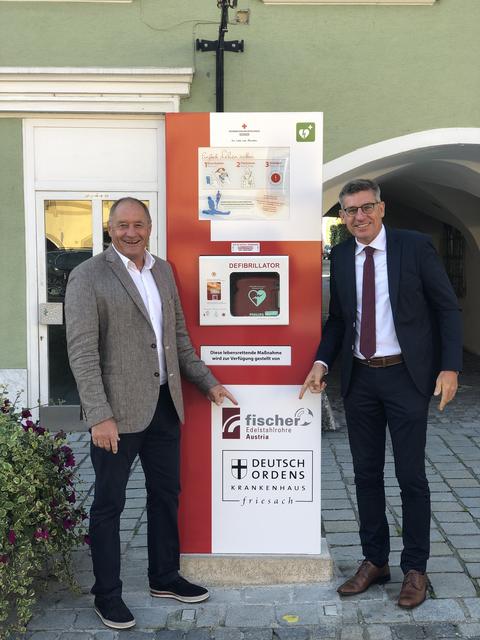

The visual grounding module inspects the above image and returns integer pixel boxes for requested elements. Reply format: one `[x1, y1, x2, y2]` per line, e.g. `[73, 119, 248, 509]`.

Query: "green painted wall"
[0, 0, 478, 368]
[0, 0, 479, 160]
[0, 120, 25, 368]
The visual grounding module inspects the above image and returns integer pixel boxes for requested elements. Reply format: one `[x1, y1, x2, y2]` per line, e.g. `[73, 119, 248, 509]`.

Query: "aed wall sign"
[166, 112, 323, 555]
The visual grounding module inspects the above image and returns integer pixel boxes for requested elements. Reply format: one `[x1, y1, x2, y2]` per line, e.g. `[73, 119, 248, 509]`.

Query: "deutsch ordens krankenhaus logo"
[222, 406, 314, 440]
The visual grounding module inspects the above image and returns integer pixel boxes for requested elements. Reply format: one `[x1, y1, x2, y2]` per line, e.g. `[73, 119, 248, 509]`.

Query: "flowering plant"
[0, 387, 89, 635]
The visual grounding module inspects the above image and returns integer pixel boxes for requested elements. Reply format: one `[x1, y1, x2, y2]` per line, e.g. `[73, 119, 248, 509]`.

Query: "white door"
[36, 191, 157, 430]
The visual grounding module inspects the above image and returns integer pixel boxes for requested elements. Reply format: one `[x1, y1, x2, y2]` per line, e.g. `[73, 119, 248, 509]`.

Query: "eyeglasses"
[342, 202, 380, 217]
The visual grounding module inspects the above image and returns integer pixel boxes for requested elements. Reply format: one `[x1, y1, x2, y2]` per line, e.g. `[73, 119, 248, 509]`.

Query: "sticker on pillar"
[198, 147, 290, 221]
[212, 385, 322, 554]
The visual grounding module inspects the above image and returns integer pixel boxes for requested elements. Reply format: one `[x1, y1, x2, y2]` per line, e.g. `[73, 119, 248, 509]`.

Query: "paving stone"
[310, 623, 338, 640]
[458, 623, 480, 638]
[429, 542, 452, 556]
[448, 536, 480, 549]
[433, 511, 474, 523]
[431, 502, 463, 512]
[134, 607, 176, 629]
[411, 598, 466, 622]
[323, 520, 358, 533]
[293, 584, 340, 602]
[195, 605, 226, 628]
[213, 629, 243, 640]
[466, 563, 480, 578]
[242, 631, 273, 640]
[225, 606, 275, 628]
[358, 601, 410, 623]
[426, 556, 463, 572]
[93, 633, 116, 640]
[327, 533, 360, 546]
[339, 625, 363, 640]
[28, 634, 61, 640]
[322, 510, 356, 521]
[389, 625, 425, 639]
[185, 629, 212, 640]
[273, 627, 310, 640]
[59, 634, 94, 640]
[155, 632, 185, 640]
[365, 625, 393, 640]
[457, 549, 480, 562]
[423, 622, 460, 638]
[440, 522, 480, 535]
[244, 586, 292, 603]
[28, 610, 77, 631]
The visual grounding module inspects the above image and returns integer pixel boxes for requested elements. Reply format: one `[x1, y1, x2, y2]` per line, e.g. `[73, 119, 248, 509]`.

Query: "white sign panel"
[208, 113, 323, 241]
[201, 346, 291, 366]
[212, 386, 321, 554]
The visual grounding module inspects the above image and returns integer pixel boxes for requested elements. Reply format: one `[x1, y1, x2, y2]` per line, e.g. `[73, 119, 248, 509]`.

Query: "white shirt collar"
[354, 224, 386, 256]
[111, 244, 155, 271]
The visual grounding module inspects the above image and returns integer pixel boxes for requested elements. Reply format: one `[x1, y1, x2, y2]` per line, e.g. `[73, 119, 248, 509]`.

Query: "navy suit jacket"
[316, 226, 463, 397]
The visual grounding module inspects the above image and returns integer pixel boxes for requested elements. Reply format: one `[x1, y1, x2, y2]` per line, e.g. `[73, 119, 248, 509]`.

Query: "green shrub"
[0, 388, 88, 636]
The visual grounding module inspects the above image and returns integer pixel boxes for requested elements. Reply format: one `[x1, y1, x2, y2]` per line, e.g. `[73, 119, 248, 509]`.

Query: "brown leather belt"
[355, 354, 403, 368]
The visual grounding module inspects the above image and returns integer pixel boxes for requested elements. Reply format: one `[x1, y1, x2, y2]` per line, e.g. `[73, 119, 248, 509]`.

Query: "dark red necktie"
[360, 246, 376, 360]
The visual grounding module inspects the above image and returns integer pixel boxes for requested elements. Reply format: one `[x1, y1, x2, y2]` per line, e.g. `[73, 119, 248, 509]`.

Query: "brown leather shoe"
[337, 560, 390, 596]
[397, 570, 428, 609]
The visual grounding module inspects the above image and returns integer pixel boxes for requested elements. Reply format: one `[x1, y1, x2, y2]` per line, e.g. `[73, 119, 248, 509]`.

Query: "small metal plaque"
[39, 303, 63, 325]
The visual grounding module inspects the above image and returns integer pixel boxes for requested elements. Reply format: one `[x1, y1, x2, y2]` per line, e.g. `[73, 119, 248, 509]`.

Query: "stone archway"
[322, 128, 480, 354]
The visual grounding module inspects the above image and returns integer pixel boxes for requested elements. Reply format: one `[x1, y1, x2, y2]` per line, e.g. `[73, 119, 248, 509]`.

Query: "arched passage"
[322, 128, 480, 355]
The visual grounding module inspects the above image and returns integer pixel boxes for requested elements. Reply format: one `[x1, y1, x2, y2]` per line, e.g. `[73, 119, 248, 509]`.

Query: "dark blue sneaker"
[94, 596, 136, 629]
[150, 575, 209, 603]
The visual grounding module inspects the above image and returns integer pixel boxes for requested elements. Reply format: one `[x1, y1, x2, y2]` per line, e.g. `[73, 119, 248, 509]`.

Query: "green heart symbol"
[248, 289, 267, 307]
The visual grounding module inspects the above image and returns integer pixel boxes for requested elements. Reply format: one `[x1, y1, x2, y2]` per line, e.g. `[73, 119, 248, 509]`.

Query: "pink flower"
[34, 528, 49, 541]
[35, 425, 46, 436]
[21, 409, 32, 418]
[7, 530, 16, 545]
[67, 492, 76, 504]
[83, 534, 91, 546]
[0, 554, 8, 564]
[62, 518, 75, 530]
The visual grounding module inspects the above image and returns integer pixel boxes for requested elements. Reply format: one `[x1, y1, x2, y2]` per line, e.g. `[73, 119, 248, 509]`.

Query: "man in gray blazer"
[65, 197, 236, 630]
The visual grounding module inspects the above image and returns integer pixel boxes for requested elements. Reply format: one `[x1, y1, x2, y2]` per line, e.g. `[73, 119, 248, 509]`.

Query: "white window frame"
[0, 67, 193, 114]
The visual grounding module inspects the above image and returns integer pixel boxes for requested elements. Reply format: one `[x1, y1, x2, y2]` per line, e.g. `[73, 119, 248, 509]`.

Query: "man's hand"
[207, 384, 238, 406]
[299, 363, 327, 399]
[434, 370, 458, 411]
[91, 418, 120, 454]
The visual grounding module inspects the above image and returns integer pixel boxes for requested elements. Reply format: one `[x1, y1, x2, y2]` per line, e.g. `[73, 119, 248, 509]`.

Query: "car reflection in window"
[47, 249, 92, 302]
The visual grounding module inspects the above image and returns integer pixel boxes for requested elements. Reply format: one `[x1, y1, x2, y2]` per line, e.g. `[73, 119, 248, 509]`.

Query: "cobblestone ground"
[24, 352, 480, 639]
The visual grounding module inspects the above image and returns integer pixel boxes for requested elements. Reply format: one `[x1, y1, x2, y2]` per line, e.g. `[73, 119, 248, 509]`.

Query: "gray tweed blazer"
[65, 245, 218, 433]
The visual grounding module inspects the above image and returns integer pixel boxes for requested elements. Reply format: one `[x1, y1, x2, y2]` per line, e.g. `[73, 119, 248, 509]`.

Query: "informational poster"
[211, 386, 321, 554]
[198, 147, 290, 221]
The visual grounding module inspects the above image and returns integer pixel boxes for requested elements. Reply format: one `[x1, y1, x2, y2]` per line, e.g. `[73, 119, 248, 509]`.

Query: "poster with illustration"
[198, 147, 290, 221]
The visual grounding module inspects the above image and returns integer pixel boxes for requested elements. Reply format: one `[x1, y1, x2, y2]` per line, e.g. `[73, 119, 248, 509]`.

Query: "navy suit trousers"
[89, 384, 181, 600]
[343, 361, 430, 573]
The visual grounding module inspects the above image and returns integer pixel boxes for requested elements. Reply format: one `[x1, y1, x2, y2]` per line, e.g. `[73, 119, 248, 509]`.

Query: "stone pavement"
[24, 352, 480, 639]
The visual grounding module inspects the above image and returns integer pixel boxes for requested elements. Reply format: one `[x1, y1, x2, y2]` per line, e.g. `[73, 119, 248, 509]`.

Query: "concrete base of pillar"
[180, 538, 333, 586]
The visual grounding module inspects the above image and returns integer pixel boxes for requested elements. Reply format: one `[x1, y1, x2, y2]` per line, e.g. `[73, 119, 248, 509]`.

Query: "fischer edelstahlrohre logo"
[222, 407, 241, 439]
[222, 406, 315, 440]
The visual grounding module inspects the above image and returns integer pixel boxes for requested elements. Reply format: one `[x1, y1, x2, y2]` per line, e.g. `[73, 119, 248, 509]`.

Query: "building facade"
[0, 0, 478, 418]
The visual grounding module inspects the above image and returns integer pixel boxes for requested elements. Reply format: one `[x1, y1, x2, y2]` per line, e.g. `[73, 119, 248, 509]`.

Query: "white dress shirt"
[112, 245, 167, 384]
[353, 225, 401, 359]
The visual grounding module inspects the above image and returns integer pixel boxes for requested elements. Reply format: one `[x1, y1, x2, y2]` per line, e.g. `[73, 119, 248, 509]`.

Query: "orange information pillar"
[166, 112, 323, 555]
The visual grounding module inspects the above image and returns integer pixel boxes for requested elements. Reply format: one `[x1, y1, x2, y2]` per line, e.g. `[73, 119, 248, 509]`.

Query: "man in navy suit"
[300, 179, 462, 608]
